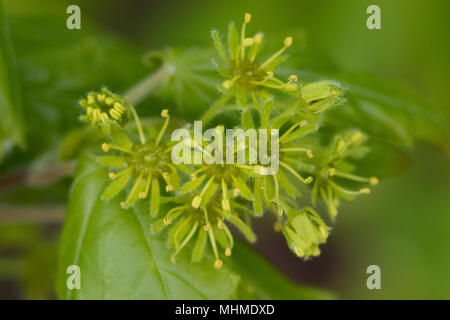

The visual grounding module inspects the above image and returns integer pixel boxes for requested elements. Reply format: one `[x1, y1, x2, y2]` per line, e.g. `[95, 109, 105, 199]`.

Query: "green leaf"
[57, 153, 333, 299]
[0, 0, 25, 161]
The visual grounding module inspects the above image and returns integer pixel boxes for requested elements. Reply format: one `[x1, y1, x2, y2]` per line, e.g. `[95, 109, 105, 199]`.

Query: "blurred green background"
[0, 0, 449, 299]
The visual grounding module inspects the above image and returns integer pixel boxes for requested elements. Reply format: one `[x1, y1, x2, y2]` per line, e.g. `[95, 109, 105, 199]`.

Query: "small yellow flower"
[97, 108, 179, 216]
[79, 88, 130, 129]
[282, 207, 330, 259]
[211, 13, 299, 108]
[309, 131, 379, 219]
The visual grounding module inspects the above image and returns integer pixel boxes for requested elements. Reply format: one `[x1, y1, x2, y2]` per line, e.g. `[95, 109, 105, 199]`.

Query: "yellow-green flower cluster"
[300, 80, 344, 114]
[308, 130, 378, 219]
[98, 108, 178, 216]
[211, 13, 299, 107]
[76, 13, 381, 269]
[79, 88, 130, 129]
[281, 207, 330, 259]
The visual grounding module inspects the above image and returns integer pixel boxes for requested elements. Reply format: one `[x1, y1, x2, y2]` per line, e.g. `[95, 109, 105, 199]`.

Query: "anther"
[288, 75, 298, 82]
[214, 259, 223, 269]
[108, 172, 116, 179]
[284, 37, 293, 47]
[360, 188, 371, 194]
[370, 177, 379, 185]
[192, 196, 202, 209]
[139, 192, 147, 199]
[102, 143, 110, 152]
[305, 176, 314, 184]
[225, 248, 232, 256]
[161, 109, 169, 118]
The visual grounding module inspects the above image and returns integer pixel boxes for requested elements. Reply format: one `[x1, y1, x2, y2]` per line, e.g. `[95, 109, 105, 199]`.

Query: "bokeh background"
[0, 0, 449, 299]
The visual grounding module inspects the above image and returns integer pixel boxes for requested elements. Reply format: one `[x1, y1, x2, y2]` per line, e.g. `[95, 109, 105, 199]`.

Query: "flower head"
[211, 13, 298, 108]
[282, 207, 330, 259]
[97, 108, 179, 216]
[250, 100, 317, 217]
[79, 88, 131, 130]
[151, 195, 256, 269]
[300, 80, 344, 113]
[308, 130, 379, 219]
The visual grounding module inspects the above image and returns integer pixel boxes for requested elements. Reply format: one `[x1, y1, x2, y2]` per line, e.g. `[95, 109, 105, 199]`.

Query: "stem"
[124, 64, 173, 105]
[200, 91, 234, 124]
[0, 205, 65, 224]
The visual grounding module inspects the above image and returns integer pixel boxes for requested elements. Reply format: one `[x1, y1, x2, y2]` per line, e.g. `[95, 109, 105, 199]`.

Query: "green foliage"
[2, 1, 448, 301]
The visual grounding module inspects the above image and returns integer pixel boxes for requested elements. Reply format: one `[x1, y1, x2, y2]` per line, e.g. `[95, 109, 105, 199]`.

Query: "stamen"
[259, 36, 293, 70]
[101, 143, 136, 155]
[127, 100, 146, 144]
[334, 170, 379, 186]
[139, 175, 152, 199]
[161, 171, 173, 192]
[280, 161, 313, 184]
[360, 188, 371, 194]
[279, 121, 308, 143]
[240, 13, 252, 59]
[155, 109, 170, 147]
[329, 180, 370, 196]
[109, 168, 132, 181]
[214, 260, 223, 269]
[279, 148, 314, 158]
[192, 175, 216, 209]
